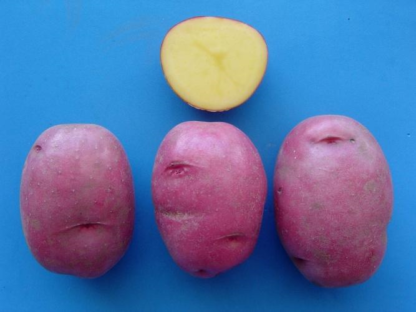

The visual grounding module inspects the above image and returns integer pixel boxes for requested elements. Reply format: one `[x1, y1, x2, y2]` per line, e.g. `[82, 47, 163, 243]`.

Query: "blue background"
[1, 1, 415, 311]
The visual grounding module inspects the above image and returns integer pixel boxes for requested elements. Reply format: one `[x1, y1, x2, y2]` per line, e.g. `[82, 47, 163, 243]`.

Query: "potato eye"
[165, 161, 192, 176]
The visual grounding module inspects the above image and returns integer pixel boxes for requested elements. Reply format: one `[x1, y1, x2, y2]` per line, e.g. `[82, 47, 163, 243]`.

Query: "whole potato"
[152, 121, 267, 278]
[274, 115, 393, 287]
[20, 124, 134, 278]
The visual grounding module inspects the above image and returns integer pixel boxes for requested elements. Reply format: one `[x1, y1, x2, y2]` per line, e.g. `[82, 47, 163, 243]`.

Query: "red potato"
[274, 115, 393, 287]
[152, 121, 267, 278]
[20, 125, 134, 278]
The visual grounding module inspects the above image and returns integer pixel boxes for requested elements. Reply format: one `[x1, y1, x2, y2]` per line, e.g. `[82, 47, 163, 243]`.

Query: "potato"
[274, 115, 393, 287]
[152, 121, 267, 278]
[161, 17, 268, 112]
[20, 124, 135, 278]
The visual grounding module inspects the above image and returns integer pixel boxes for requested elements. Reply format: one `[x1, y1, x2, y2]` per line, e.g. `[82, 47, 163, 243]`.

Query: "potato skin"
[20, 124, 134, 278]
[152, 121, 267, 278]
[274, 115, 393, 287]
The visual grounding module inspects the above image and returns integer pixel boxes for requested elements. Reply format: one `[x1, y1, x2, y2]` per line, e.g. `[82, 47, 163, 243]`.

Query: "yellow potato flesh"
[161, 17, 268, 112]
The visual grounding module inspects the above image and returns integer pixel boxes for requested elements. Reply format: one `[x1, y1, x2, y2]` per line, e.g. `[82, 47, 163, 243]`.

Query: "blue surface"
[1, 1, 415, 311]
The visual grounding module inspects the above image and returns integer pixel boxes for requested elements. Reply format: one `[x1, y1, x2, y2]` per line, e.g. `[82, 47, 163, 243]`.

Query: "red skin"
[274, 115, 393, 287]
[152, 122, 267, 278]
[20, 125, 135, 278]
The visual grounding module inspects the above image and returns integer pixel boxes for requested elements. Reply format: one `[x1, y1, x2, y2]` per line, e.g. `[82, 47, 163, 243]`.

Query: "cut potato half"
[161, 17, 268, 112]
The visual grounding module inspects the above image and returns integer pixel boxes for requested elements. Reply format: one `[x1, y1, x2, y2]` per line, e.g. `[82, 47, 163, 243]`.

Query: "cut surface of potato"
[161, 17, 268, 112]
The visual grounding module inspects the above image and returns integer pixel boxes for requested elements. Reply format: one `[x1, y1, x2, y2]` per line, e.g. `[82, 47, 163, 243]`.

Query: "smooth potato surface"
[161, 17, 268, 112]
[20, 124, 134, 278]
[274, 115, 393, 287]
[152, 121, 267, 278]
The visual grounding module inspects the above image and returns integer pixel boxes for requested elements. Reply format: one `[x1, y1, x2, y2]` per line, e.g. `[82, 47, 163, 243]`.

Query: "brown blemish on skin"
[311, 203, 323, 210]
[314, 250, 332, 264]
[317, 235, 329, 244]
[359, 142, 369, 154]
[348, 208, 357, 215]
[364, 180, 377, 193]
[369, 250, 378, 264]
[31, 219, 41, 231]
